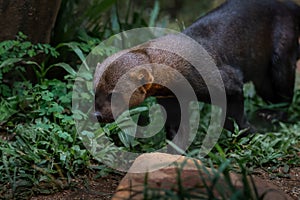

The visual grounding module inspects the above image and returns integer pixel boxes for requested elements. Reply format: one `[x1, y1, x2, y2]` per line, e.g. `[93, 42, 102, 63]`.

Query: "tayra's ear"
[130, 68, 154, 93]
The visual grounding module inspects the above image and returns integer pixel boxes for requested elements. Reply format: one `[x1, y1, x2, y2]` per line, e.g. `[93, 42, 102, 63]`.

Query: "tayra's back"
[183, 0, 300, 84]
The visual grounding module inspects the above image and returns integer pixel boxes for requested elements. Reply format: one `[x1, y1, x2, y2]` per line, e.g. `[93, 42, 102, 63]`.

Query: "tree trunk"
[0, 0, 61, 43]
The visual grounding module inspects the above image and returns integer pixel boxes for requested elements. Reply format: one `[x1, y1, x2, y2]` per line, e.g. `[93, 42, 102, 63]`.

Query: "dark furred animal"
[94, 0, 300, 152]
[182, 0, 300, 132]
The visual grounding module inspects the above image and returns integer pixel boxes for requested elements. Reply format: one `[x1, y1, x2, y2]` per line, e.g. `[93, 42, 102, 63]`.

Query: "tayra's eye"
[106, 92, 122, 101]
[106, 93, 113, 101]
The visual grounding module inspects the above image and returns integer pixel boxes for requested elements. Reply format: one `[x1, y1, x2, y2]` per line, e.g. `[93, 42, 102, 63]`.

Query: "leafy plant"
[0, 33, 94, 198]
[0, 75, 95, 198]
[53, 0, 164, 43]
[0, 32, 77, 98]
[0, 32, 59, 97]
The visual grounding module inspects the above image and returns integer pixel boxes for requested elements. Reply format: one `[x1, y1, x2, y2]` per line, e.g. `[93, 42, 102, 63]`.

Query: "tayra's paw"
[256, 109, 288, 123]
[247, 109, 289, 133]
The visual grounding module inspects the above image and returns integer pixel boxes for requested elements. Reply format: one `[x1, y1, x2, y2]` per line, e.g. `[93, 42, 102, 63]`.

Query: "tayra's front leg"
[156, 97, 191, 154]
[225, 93, 256, 135]
[219, 65, 256, 134]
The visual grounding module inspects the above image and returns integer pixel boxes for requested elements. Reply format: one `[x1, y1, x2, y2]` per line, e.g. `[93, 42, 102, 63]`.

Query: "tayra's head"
[94, 51, 153, 123]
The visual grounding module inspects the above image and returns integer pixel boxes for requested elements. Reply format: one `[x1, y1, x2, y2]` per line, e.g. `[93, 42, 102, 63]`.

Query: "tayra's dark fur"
[94, 0, 300, 152]
[181, 0, 300, 131]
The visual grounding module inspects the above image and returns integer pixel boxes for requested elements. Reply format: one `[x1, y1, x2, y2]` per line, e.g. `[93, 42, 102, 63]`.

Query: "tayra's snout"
[93, 111, 114, 123]
[94, 111, 103, 122]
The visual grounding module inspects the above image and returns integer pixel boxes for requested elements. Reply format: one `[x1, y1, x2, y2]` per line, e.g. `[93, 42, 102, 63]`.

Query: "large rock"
[112, 153, 292, 200]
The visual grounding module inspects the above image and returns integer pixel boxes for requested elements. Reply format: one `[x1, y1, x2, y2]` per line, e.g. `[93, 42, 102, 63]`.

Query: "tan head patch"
[129, 68, 154, 93]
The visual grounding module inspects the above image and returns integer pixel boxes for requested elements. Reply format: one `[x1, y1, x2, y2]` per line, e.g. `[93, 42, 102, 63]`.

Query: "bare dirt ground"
[31, 166, 299, 200]
[253, 167, 300, 200]
[31, 172, 124, 200]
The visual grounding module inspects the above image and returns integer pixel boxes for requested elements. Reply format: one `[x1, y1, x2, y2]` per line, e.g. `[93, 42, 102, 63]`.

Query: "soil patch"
[253, 167, 300, 200]
[31, 173, 124, 200]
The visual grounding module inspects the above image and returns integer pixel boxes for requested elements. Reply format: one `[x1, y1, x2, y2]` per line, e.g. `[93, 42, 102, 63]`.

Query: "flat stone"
[112, 153, 292, 200]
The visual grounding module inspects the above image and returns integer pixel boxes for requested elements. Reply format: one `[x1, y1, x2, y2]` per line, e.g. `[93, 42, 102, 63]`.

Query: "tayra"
[94, 0, 300, 151]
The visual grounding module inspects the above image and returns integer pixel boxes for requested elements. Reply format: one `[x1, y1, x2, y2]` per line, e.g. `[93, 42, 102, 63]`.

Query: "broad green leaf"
[50, 62, 77, 76]
[0, 58, 22, 68]
[59, 42, 89, 70]
[149, 0, 160, 27]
